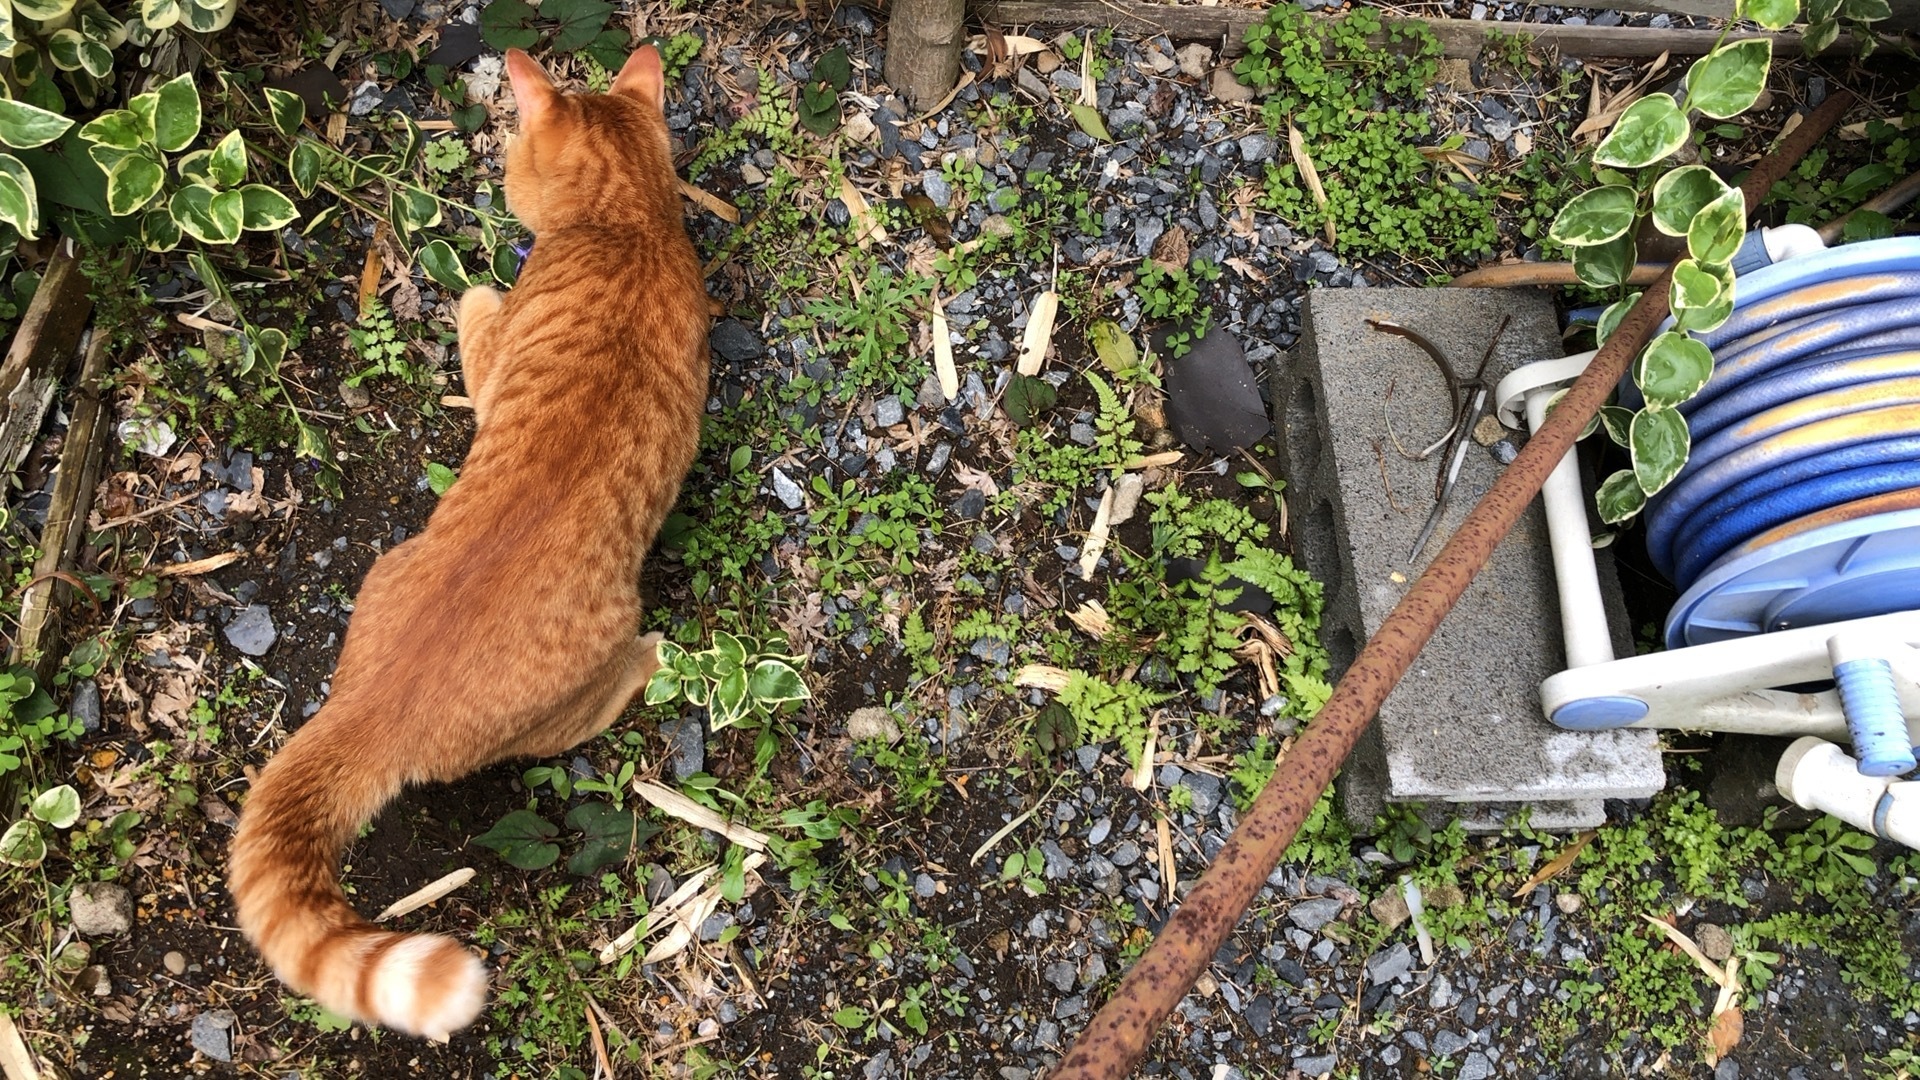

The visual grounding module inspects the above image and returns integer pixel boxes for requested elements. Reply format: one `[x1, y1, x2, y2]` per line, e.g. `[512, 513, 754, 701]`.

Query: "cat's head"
[502, 46, 672, 233]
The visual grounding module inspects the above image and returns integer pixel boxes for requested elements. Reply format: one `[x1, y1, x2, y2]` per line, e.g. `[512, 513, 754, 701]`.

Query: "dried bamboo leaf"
[1078, 486, 1115, 579]
[677, 179, 740, 223]
[0, 1012, 40, 1080]
[632, 780, 771, 851]
[375, 867, 476, 922]
[932, 294, 958, 403]
[1511, 830, 1597, 899]
[1641, 914, 1731, 986]
[838, 175, 888, 248]
[157, 551, 241, 578]
[1155, 815, 1176, 899]
[1121, 450, 1183, 470]
[1017, 291, 1059, 377]
[1286, 122, 1335, 247]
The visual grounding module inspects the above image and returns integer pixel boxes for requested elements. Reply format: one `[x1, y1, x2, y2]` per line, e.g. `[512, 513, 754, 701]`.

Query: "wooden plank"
[12, 324, 113, 679]
[0, 240, 91, 485]
[972, 1, 1829, 57]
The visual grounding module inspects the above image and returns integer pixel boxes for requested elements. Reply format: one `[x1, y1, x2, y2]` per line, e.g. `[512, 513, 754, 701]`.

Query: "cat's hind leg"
[456, 286, 505, 421]
[510, 634, 663, 759]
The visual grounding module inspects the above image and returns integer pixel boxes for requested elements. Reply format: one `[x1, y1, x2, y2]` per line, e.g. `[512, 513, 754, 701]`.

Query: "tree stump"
[885, 0, 967, 112]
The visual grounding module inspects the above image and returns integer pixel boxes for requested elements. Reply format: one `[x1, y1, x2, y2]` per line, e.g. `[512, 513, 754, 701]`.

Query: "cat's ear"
[506, 48, 560, 126]
[611, 45, 665, 108]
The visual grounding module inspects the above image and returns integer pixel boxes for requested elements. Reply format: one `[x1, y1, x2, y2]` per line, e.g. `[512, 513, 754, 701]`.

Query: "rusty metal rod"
[1448, 261, 1669, 289]
[1051, 88, 1857, 1080]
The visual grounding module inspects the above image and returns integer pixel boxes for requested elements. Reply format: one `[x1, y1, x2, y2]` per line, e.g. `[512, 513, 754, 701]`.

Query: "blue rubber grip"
[1835, 656, 1916, 777]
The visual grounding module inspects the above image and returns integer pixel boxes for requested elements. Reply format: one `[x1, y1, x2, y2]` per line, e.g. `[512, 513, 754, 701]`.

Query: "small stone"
[1696, 922, 1734, 962]
[1432, 1030, 1470, 1057]
[1288, 897, 1343, 933]
[1178, 773, 1223, 816]
[847, 706, 901, 744]
[874, 394, 906, 428]
[1460, 1052, 1493, 1080]
[1429, 972, 1454, 1010]
[1088, 817, 1112, 844]
[1370, 890, 1410, 931]
[1108, 473, 1145, 525]
[1044, 961, 1077, 992]
[953, 489, 986, 520]
[662, 716, 705, 781]
[223, 605, 277, 656]
[1365, 941, 1413, 984]
[922, 171, 953, 208]
[1555, 892, 1584, 914]
[163, 950, 187, 976]
[1715, 1059, 1741, 1080]
[1295, 1054, 1336, 1076]
[70, 680, 102, 735]
[1238, 133, 1275, 162]
[710, 319, 767, 364]
[70, 882, 133, 937]
[190, 1009, 236, 1062]
[1175, 43, 1213, 79]
[1211, 67, 1256, 103]
[340, 381, 372, 409]
[770, 467, 805, 510]
[915, 873, 937, 898]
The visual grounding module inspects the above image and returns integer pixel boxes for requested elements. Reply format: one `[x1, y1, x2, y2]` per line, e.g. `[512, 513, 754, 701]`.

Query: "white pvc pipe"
[1525, 387, 1614, 669]
[1777, 737, 1920, 850]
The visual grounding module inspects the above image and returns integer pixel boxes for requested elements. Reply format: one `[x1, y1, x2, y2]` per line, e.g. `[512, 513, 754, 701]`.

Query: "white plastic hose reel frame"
[1778, 736, 1920, 849]
[1493, 354, 1920, 751]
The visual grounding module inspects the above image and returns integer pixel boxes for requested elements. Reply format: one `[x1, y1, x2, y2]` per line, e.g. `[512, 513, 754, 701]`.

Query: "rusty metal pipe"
[1050, 89, 1856, 1080]
[1448, 261, 1669, 289]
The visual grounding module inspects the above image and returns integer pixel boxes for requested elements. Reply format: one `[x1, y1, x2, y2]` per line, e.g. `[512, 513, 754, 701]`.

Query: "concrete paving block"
[1275, 288, 1664, 830]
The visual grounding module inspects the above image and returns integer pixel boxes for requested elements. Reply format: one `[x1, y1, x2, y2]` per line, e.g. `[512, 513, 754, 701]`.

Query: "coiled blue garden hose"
[1632, 237, 1920, 774]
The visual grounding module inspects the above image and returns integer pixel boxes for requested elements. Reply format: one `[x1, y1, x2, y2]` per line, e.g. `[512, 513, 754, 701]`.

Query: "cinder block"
[1275, 288, 1664, 831]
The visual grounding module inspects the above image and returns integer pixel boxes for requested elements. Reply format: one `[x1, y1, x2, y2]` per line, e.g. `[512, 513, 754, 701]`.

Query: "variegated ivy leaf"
[1637, 331, 1715, 410]
[1687, 186, 1747, 265]
[1685, 39, 1772, 120]
[1548, 184, 1637, 247]
[1651, 165, 1733, 237]
[0, 154, 39, 239]
[1596, 468, 1648, 524]
[1630, 406, 1691, 496]
[1594, 94, 1690, 169]
[0, 98, 74, 150]
[152, 72, 202, 153]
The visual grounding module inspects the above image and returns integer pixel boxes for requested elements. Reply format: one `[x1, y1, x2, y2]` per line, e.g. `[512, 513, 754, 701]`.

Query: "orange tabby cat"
[227, 45, 709, 1040]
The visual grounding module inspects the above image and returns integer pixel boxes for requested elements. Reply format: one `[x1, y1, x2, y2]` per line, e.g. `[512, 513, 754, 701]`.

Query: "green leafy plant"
[644, 631, 810, 732]
[797, 46, 850, 137]
[75, 73, 298, 247]
[1135, 258, 1219, 357]
[1234, 5, 1496, 262]
[480, 0, 630, 71]
[473, 801, 659, 876]
[0, 783, 80, 868]
[998, 844, 1048, 896]
[1550, 0, 1889, 524]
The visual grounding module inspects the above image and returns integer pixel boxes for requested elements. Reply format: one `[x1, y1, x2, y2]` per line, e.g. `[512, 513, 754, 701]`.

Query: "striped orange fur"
[227, 45, 708, 1040]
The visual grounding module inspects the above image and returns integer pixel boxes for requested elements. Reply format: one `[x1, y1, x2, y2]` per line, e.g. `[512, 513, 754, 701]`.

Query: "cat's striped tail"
[228, 712, 488, 1040]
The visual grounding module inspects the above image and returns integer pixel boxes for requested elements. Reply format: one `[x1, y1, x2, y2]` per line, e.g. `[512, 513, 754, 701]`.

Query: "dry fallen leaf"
[932, 294, 958, 403]
[1286, 121, 1335, 247]
[1017, 290, 1059, 377]
[1513, 830, 1597, 898]
[376, 867, 476, 922]
[1705, 1006, 1743, 1065]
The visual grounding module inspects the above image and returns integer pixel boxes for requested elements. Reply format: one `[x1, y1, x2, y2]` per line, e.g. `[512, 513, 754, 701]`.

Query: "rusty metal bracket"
[1050, 88, 1857, 1079]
